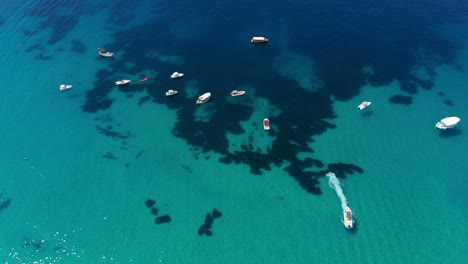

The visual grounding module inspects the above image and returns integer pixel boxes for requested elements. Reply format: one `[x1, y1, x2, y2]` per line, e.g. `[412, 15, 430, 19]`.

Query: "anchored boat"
[231, 90, 246, 96]
[98, 48, 114, 58]
[196, 92, 211, 104]
[251, 37, 268, 43]
[59, 84, 72, 91]
[165, 89, 178, 96]
[115, 79, 131, 86]
[357, 101, 372, 110]
[263, 118, 270, 130]
[171, 72, 184, 79]
[435, 116, 460, 130]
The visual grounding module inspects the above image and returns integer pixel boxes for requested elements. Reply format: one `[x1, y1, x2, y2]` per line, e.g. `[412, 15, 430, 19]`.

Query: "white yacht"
[435, 116, 460, 130]
[357, 101, 372, 110]
[115, 79, 131, 86]
[263, 118, 270, 130]
[165, 89, 178, 96]
[251, 37, 269, 43]
[171, 72, 184, 79]
[98, 48, 114, 58]
[196, 92, 211, 104]
[343, 207, 354, 229]
[231, 90, 246, 96]
[59, 84, 72, 91]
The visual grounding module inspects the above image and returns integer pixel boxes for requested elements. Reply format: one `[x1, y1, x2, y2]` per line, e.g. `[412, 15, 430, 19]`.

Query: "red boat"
[263, 118, 270, 130]
[139, 77, 149, 82]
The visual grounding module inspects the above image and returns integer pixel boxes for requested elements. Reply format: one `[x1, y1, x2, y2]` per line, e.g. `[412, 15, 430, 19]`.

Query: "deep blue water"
[0, 0, 467, 263]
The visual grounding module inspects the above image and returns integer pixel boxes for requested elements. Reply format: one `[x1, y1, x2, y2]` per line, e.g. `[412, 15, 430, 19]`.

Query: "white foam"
[326, 172, 348, 210]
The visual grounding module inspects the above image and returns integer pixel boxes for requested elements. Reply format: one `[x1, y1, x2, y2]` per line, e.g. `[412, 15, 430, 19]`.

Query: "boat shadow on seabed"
[437, 128, 463, 138]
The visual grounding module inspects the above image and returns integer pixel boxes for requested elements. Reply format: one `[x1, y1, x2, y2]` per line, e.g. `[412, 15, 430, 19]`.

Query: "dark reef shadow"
[73, 0, 462, 195]
[388, 94, 412, 105]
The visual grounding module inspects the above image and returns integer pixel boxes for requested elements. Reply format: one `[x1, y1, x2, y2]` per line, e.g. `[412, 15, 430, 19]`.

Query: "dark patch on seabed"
[70, 39, 86, 53]
[25, 0, 102, 44]
[389, 94, 413, 105]
[0, 197, 12, 212]
[95, 125, 133, 139]
[70, 1, 465, 194]
[198, 209, 222, 237]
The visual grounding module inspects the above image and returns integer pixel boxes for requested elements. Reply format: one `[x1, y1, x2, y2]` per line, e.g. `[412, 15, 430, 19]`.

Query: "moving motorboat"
[115, 79, 131, 86]
[357, 101, 372, 110]
[139, 77, 149, 82]
[171, 72, 184, 79]
[98, 48, 114, 58]
[435, 116, 460, 130]
[231, 90, 246, 96]
[263, 118, 270, 130]
[196, 92, 211, 104]
[251, 37, 269, 43]
[343, 207, 354, 229]
[165, 89, 178, 96]
[59, 84, 72, 91]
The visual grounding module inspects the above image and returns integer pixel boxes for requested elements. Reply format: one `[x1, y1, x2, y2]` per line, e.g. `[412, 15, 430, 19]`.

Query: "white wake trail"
[326, 172, 348, 210]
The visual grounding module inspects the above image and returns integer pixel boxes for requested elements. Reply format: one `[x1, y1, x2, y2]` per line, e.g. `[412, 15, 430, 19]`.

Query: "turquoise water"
[0, 0, 467, 263]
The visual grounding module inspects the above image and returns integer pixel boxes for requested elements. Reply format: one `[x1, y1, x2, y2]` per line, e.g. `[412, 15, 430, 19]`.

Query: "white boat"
[196, 92, 211, 104]
[263, 118, 270, 130]
[357, 101, 372, 110]
[115, 79, 131, 86]
[170, 72, 184, 79]
[59, 84, 72, 91]
[231, 90, 246, 96]
[435, 116, 460, 130]
[251, 37, 269, 43]
[165, 89, 178, 96]
[343, 207, 354, 229]
[98, 48, 114, 58]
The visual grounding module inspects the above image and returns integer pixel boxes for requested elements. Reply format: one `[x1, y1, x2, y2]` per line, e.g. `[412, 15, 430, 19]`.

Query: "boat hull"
[59, 85, 72, 91]
[435, 116, 460, 130]
[116, 80, 131, 86]
[165, 90, 178, 96]
[231, 90, 246, 96]
[196, 92, 211, 104]
[343, 207, 354, 229]
[358, 101, 371, 110]
[171, 72, 184, 79]
[263, 119, 270, 130]
[251, 37, 268, 43]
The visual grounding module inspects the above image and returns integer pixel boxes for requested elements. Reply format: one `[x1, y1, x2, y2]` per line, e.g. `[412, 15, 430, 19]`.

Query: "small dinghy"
[171, 72, 184, 79]
[115, 79, 131, 86]
[263, 118, 270, 130]
[435, 116, 460, 130]
[59, 84, 72, 91]
[357, 101, 372, 110]
[139, 77, 149, 82]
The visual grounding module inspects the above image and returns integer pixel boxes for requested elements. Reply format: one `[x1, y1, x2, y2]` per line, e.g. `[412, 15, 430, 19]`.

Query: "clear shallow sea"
[0, 0, 467, 263]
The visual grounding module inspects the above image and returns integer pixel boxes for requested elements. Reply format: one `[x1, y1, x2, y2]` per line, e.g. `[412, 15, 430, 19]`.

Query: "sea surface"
[0, 0, 467, 263]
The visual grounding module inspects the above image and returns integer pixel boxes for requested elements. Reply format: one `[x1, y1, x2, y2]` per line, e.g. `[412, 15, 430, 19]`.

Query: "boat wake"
[326, 172, 348, 210]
